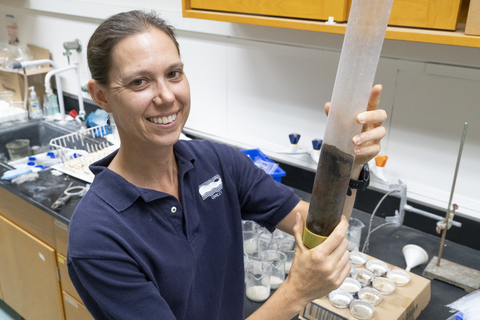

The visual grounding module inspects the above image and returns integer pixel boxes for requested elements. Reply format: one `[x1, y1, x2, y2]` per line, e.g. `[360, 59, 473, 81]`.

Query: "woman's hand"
[324, 84, 387, 167]
[277, 213, 351, 308]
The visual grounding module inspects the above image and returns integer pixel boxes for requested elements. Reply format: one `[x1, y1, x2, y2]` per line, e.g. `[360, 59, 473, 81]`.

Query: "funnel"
[402, 244, 428, 272]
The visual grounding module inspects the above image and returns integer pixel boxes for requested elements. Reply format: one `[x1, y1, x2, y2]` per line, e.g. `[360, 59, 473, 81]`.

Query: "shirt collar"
[89, 140, 196, 213]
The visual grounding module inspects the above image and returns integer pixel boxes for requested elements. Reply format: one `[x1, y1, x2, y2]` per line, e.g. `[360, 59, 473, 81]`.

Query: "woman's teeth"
[149, 113, 177, 124]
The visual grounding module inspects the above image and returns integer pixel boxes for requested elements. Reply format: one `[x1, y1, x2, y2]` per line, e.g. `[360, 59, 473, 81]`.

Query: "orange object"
[375, 155, 388, 167]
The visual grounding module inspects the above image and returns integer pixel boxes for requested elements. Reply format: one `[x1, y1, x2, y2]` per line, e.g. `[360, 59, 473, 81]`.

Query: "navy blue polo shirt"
[67, 139, 300, 320]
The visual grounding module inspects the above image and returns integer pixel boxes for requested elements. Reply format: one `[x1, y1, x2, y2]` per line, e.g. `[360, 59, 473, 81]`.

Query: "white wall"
[1, 0, 479, 221]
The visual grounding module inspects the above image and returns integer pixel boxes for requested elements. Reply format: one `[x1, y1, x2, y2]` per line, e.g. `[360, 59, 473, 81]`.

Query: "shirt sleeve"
[230, 148, 301, 231]
[68, 257, 177, 320]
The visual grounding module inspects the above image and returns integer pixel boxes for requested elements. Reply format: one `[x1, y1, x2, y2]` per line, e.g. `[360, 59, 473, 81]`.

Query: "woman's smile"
[147, 112, 178, 125]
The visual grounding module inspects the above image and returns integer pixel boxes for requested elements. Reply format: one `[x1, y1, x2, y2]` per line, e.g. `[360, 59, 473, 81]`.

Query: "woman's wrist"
[350, 164, 364, 180]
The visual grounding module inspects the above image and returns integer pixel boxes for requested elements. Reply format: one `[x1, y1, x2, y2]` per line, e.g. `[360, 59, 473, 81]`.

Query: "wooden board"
[423, 256, 480, 293]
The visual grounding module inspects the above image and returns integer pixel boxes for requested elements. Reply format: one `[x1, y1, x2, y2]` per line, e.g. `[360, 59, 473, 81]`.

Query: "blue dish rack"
[240, 148, 286, 183]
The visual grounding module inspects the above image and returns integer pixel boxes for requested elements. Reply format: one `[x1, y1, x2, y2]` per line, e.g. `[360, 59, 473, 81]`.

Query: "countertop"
[0, 161, 86, 224]
[1, 156, 479, 320]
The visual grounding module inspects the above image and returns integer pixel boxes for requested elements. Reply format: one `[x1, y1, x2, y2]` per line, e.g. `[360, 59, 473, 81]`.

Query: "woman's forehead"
[110, 29, 180, 74]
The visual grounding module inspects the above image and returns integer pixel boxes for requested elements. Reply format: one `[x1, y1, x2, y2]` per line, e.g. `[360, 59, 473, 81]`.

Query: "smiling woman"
[67, 9, 387, 320]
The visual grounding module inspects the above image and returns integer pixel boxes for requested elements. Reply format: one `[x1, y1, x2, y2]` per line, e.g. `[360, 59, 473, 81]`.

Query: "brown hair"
[87, 10, 180, 86]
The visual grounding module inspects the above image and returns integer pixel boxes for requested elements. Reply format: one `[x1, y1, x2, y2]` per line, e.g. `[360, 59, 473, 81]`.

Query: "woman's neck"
[107, 140, 180, 199]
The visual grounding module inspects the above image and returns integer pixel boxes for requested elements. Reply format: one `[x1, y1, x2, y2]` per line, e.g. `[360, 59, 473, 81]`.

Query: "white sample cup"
[245, 260, 272, 302]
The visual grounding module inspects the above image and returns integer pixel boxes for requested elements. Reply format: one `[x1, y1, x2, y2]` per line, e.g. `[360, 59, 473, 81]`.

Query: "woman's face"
[104, 27, 190, 150]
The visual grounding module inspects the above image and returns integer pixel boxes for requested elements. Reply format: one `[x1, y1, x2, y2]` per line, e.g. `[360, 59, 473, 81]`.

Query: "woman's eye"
[131, 79, 145, 87]
[167, 70, 182, 79]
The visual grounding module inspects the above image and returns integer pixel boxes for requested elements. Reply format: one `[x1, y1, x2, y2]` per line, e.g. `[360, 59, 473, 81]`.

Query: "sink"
[0, 120, 80, 161]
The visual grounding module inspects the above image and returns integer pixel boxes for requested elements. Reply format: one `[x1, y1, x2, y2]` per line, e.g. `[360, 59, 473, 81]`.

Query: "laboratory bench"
[0, 143, 479, 320]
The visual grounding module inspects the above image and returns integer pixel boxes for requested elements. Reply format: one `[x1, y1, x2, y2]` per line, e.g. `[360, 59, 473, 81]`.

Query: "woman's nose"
[153, 84, 175, 105]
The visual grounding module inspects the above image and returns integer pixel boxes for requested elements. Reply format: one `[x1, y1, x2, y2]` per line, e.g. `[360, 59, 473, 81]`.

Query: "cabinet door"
[63, 291, 94, 320]
[57, 253, 82, 302]
[190, 0, 350, 21]
[0, 215, 65, 320]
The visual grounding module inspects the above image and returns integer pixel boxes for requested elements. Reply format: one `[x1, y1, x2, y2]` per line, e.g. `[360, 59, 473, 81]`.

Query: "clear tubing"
[304, 0, 394, 246]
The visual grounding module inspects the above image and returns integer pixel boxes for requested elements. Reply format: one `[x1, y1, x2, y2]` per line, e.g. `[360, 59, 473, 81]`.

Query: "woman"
[68, 10, 387, 320]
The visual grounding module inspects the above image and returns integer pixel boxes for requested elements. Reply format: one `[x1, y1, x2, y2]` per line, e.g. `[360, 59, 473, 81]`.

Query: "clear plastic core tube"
[304, 0, 394, 248]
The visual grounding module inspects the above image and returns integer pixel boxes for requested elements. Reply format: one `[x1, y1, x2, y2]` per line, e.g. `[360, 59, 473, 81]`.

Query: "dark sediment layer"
[306, 143, 354, 237]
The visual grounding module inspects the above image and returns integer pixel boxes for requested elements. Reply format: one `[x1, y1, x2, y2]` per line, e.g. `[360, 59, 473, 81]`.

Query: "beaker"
[261, 250, 287, 289]
[346, 218, 365, 251]
[303, 0, 394, 248]
[245, 261, 272, 302]
[277, 238, 295, 274]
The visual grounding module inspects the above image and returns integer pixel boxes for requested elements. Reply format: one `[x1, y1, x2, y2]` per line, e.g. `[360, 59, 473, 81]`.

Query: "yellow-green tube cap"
[303, 226, 327, 249]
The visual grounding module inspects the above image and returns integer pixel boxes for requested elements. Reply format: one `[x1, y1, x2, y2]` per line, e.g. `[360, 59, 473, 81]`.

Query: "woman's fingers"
[293, 212, 307, 254]
[366, 84, 382, 111]
[357, 109, 387, 127]
[313, 216, 349, 258]
[353, 126, 387, 147]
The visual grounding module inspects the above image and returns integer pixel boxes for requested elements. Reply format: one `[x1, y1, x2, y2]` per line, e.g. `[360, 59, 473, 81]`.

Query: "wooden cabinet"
[0, 215, 65, 320]
[388, 0, 463, 30]
[57, 253, 82, 302]
[191, 0, 351, 22]
[183, 0, 480, 48]
[63, 291, 94, 320]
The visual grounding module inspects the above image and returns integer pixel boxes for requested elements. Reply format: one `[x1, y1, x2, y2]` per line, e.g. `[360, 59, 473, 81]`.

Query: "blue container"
[240, 148, 286, 183]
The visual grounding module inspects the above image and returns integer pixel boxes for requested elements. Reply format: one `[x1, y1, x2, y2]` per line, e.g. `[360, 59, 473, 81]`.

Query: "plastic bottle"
[48, 93, 60, 115]
[28, 86, 43, 119]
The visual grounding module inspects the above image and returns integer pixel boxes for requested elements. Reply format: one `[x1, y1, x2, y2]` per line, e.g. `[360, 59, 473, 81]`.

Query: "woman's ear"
[88, 79, 111, 113]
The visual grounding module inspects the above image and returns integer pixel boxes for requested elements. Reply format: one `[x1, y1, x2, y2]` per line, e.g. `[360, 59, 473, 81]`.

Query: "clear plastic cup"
[347, 218, 365, 251]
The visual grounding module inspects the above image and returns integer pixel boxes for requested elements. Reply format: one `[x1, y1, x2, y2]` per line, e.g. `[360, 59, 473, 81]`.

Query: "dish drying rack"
[49, 124, 120, 183]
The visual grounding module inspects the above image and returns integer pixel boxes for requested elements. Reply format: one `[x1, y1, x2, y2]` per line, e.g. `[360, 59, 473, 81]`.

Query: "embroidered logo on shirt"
[199, 174, 223, 200]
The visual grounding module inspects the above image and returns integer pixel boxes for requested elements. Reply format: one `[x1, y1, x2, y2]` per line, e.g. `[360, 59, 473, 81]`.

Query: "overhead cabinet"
[183, 0, 480, 48]
[190, 0, 351, 22]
